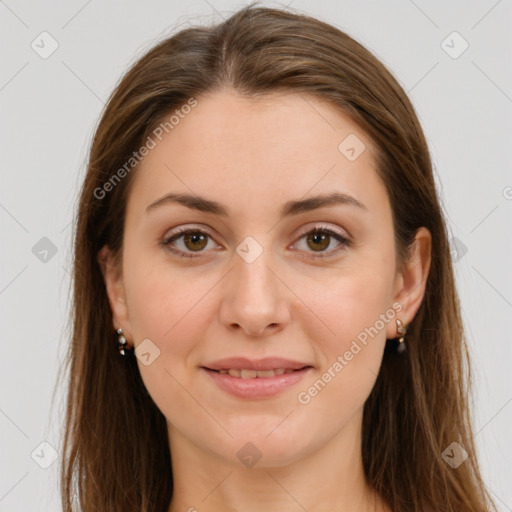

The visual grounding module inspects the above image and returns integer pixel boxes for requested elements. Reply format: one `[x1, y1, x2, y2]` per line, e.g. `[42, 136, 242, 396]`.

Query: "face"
[101, 89, 416, 468]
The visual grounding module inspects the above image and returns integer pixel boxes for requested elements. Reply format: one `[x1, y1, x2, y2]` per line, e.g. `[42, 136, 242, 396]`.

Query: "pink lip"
[201, 367, 313, 399]
[202, 356, 312, 371]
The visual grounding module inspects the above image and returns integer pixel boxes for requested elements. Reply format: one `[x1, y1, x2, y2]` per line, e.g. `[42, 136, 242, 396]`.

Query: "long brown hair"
[59, 3, 496, 511]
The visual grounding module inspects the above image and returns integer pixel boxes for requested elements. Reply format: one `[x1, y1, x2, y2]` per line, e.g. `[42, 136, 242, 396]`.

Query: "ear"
[97, 245, 133, 339]
[386, 227, 432, 338]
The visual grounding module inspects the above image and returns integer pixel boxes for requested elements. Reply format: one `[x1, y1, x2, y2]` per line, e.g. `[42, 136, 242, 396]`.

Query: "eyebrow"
[145, 191, 367, 217]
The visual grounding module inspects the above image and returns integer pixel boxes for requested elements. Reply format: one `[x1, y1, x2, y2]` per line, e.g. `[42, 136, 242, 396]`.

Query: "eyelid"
[163, 224, 214, 240]
[162, 222, 351, 259]
[163, 222, 350, 243]
[289, 223, 351, 260]
[162, 224, 221, 258]
[294, 222, 350, 242]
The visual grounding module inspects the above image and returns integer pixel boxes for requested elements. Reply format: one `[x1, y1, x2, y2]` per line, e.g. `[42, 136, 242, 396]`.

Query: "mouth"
[202, 366, 312, 378]
[201, 363, 314, 399]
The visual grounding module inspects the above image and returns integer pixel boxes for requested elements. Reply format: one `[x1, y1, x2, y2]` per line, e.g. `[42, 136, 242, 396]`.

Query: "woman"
[60, 3, 497, 511]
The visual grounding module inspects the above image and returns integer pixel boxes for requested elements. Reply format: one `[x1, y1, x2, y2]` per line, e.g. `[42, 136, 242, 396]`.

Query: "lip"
[202, 356, 312, 371]
[201, 366, 314, 399]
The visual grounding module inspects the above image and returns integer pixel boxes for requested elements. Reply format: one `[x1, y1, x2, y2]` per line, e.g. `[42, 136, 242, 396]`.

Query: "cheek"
[304, 266, 393, 349]
[122, 258, 210, 419]
[123, 254, 220, 393]
[123, 253, 206, 341]
[297, 258, 394, 402]
[294, 281, 390, 431]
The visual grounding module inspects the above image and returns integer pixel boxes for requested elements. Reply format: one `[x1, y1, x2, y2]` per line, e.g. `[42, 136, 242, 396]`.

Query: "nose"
[219, 244, 291, 337]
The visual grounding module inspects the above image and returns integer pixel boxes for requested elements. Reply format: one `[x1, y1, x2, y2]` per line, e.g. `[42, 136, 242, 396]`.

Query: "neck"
[166, 409, 390, 512]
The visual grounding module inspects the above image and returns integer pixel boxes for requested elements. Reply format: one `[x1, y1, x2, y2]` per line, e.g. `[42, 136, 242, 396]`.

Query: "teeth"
[217, 368, 300, 378]
[256, 370, 277, 378]
[240, 369, 258, 379]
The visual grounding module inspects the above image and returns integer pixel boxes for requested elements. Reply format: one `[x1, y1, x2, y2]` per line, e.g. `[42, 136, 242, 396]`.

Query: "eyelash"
[161, 225, 351, 260]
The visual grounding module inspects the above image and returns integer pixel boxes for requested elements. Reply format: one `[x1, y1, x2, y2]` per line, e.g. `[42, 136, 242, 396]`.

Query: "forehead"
[126, 90, 385, 220]
[157, 90, 368, 160]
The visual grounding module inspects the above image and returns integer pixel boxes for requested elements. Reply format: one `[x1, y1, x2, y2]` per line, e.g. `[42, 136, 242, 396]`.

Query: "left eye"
[162, 226, 350, 260]
[293, 227, 350, 259]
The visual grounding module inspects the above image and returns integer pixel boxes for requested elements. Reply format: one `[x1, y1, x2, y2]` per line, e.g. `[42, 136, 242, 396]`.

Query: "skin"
[99, 89, 431, 512]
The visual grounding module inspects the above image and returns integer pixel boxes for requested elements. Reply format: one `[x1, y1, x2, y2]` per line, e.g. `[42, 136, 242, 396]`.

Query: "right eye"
[162, 227, 218, 259]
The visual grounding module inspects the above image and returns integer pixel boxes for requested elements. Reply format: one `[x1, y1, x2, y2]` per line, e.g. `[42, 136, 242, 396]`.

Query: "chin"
[214, 422, 314, 468]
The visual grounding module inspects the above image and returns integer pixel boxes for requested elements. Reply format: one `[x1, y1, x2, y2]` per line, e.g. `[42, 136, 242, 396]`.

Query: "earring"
[396, 319, 407, 353]
[116, 328, 130, 356]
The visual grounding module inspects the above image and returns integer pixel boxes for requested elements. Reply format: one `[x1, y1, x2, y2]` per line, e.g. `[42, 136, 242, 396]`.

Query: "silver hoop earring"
[396, 319, 407, 354]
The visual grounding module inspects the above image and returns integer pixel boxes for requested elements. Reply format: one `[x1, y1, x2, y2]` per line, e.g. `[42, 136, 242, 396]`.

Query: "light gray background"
[1, 0, 511, 510]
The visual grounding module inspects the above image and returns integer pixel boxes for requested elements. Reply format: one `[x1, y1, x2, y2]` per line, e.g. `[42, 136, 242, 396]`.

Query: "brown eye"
[294, 226, 351, 260]
[182, 232, 208, 251]
[306, 232, 331, 252]
[162, 228, 215, 259]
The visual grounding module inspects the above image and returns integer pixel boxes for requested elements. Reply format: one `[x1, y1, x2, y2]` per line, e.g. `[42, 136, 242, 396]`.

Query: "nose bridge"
[219, 235, 289, 335]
